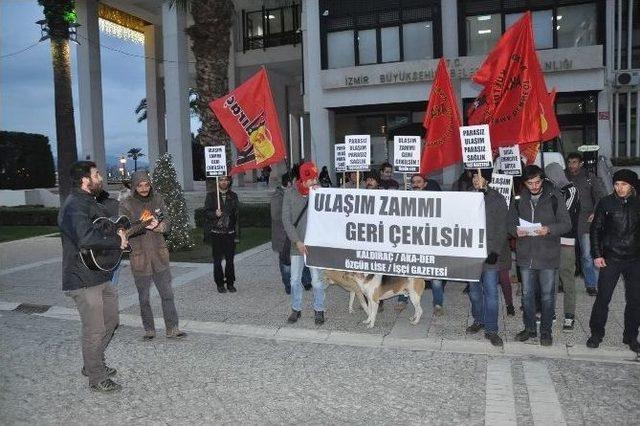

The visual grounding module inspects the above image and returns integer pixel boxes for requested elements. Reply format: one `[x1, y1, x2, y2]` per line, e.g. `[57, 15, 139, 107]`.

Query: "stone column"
[144, 24, 166, 172]
[76, 0, 106, 173]
[162, 3, 193, 190]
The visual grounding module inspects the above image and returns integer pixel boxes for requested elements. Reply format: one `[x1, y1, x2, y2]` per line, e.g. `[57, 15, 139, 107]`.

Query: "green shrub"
[0, 206, 59, 226]
[0, 131, 56, 189]
[194, 203, 271, 228]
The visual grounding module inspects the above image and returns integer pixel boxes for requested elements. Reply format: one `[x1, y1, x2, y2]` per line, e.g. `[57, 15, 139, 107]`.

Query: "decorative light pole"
[119, 155, 127, 180]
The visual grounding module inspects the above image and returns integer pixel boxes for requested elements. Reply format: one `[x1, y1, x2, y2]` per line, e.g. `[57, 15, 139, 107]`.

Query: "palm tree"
[127, 148, 145, 171]
[169, 0, 234, 190]
[135, 88, 199, 123]
[38, 0, 79, 200]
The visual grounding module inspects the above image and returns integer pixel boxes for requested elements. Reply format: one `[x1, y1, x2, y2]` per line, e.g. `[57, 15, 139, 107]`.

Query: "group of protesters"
[268, 154, 640, 353]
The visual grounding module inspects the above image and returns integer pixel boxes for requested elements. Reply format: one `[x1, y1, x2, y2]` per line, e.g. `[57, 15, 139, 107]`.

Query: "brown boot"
[166, 328, 187, 339]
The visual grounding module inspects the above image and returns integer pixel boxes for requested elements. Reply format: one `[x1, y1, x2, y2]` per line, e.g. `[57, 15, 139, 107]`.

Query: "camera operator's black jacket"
[590, 193, 640, 262]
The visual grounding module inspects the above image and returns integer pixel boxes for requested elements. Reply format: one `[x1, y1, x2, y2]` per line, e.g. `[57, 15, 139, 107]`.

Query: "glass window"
[505, 10, 553, 49]
[327, 31, 355, 68]
[381, 27, 400, 62]
[556, 4, 597, 48]
[246, 11, 263, 37]
[358, 29, 377, 65]
[267, 9, 283, 34]
[466, 14, 501, 56]
[403, 21, 434, 61]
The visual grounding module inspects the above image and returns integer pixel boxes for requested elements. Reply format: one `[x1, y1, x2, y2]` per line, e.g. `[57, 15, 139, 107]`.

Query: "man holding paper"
[509, 165, 571, 346]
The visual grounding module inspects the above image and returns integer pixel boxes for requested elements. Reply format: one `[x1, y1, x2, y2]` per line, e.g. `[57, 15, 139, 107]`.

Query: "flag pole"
[216, 177, 221, 210]
[356, 171, 360, 189]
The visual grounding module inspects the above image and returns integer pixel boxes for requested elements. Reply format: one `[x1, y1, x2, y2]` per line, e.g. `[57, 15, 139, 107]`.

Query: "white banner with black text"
[305, 188, 487, 281]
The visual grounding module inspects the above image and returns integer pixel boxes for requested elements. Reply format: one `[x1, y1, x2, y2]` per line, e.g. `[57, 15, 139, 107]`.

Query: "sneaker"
[394, 301, 407, 312]
[485, 332, 504, 347]
[82, 365, 117, 378]
[143, 330, 156, 340]
[90, 378, 122, 393]
[506, 305, 516, 316]
[515, 329, 536, 342]
[586, 335, 602, 348]
[287, 310, 301, 323]
[314, 310, 325, 325]
[540, 333, 553, 346]
[434, 305, 444, 316]
[166, 328, 187, 339]
[563, 318, 575, 330]
[587, 288, 598, 297]
[227, 284, 237, 293]
[217, 286, 227, 293]
[466, 322, 484, 334]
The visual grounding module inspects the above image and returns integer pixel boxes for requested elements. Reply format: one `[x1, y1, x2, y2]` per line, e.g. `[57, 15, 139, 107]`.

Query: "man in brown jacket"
[120, 171, 186, 340]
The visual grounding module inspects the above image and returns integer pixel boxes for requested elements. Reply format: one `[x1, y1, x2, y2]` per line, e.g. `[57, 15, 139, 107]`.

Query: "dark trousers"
[499, 268, 514, 306]
[212, 233, 236, 288]
[66, 283, 119, 386]
[589, 259, 640, 341]
[133, 269, 179, 333]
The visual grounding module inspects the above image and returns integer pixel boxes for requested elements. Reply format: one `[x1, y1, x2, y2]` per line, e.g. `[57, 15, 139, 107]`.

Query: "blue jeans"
[110, 263, 122, 287]
[278, 260, 291, 292]
[290, 255, 325, 312]
[398, 280, 444, 305]
[520, 268, 556, 335]
[468, 270, 499, 333]
[579, 233, 599, 288]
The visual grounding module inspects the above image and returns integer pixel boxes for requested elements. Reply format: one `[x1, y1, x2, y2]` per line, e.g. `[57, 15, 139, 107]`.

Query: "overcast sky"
[0, 0, 176, 167]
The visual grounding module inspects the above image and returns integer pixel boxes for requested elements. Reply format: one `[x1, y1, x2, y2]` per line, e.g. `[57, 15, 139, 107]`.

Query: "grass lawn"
[0, 226, 59, 242]
[169, 227, 271, 263]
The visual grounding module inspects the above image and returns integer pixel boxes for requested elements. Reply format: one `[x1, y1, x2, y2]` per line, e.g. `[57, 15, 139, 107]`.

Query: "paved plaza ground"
[1, 234, 639, 424]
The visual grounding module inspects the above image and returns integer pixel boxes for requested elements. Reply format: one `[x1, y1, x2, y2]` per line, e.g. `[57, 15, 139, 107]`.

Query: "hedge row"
[194, 203, 271, 228]
[0, 131, 56, 189]
[1, 204, 271, 228]
[0, 206, 59, 226]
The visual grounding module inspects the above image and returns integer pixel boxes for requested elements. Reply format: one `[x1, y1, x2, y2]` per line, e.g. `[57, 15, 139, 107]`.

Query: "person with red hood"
[282, 161, 326, 325]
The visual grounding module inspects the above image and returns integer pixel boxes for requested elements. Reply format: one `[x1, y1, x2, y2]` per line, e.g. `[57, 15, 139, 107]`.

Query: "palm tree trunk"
[186, 0, 234, 191]
[50, 34, 78, 200]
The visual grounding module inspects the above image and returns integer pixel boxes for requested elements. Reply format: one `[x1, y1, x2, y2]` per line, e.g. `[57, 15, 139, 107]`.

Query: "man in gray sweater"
[509, 165, 571, 346]
[566, 152, 606, 296]
[282, 161, 326, 325]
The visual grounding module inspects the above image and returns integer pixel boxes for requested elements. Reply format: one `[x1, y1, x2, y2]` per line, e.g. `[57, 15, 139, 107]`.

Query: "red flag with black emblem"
[210, 67, 286, 175]
[421, 58, 462, 174]
[468, 12, 556, 148]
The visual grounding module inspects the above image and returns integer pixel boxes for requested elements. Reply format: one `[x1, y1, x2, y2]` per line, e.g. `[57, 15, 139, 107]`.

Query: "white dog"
[326, 271, 425, 328]
[323, 269, 368, 313]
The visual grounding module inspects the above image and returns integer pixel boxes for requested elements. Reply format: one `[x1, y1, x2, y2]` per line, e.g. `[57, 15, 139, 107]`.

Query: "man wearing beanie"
[509, 165, 571, 346]
[120, 171, 186, 340]
[545, 162, 581, 330]
[587, 169, 640, 353]
[282, 161, 326, 325]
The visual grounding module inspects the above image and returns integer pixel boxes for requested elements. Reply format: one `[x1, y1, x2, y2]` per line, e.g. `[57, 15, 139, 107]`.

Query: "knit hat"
[612, 169, 638, 186]
[131, 170, 151, 188]
[544, 162, 569, 188]
[298, 162, 318, 181]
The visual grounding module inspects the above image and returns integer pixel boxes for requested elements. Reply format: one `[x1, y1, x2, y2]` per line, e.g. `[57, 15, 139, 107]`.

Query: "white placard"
[489, 173, 513, 206]
[305, 188, 487, 281]
[459, 124, 492, 169]
[204, 146, 227, 177]
[393, 136, 421, 173]
[335, 144, 346, 172]
[345, 135, 370, 172]
[498, 145, 522, 176]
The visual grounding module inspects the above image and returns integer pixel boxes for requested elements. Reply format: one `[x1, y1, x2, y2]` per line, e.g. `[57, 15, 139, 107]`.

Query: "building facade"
[76, 0, 639, 189]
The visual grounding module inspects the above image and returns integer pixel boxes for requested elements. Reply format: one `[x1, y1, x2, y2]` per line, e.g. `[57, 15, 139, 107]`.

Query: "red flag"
[210, 68, 286, 175]
[421, 58, 462, 174]
[540, 88, 560, 141]
[468, 12, 555, 148]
